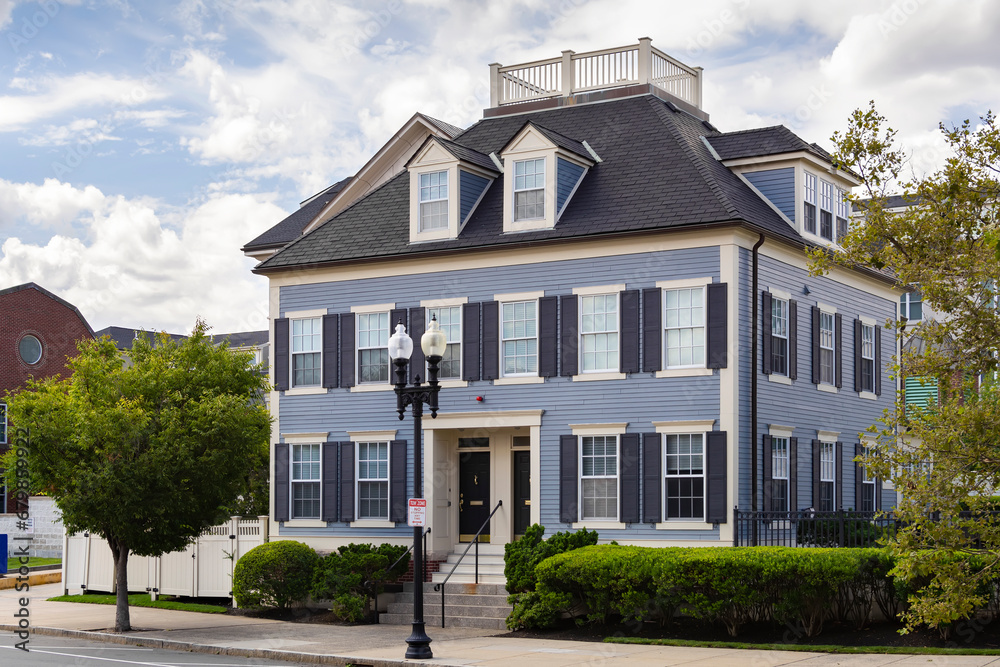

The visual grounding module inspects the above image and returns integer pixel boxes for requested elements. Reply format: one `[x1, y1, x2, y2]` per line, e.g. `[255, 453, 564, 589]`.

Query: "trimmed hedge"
[508, 545, 904, 637]
[311, 543, 410, 622]
[504, 524, 599, 593]
[233, 540, 319, 609]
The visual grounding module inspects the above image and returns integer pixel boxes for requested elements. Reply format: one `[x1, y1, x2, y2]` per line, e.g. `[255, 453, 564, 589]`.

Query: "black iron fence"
[733, 509, 897, 548]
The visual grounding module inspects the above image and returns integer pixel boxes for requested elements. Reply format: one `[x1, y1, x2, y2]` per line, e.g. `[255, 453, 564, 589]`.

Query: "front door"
[459, 451, 490, 542]
[513, 450, 530, 537]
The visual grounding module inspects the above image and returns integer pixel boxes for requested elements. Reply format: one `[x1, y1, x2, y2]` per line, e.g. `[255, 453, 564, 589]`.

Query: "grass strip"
[47, 593, 228, 614]
[604, 636, 1000, 656]
[7, 557, 61, 569]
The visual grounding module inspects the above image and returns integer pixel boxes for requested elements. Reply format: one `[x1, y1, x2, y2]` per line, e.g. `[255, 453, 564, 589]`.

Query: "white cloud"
[0, 0, 14, 29]
[19, 118, 122, 147]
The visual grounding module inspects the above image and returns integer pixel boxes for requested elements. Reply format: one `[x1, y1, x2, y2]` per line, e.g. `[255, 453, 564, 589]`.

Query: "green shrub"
[311, 543, 410, 622]
[233, 540, 319, 609]
[504, 524, 598, 593]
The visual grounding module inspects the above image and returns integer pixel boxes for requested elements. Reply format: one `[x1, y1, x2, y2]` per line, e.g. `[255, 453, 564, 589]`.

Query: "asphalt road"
[0, 635, 310, 666]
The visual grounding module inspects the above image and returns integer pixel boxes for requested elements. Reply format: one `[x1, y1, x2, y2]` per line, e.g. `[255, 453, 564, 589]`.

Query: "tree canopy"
[5, 321, 271, 631]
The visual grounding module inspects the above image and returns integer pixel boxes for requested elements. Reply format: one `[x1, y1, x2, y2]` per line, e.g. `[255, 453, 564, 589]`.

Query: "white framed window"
[291, 444, 321, 519]
[771, 297, 789, 376]
[900, 291, 922, 322]
[581, 435, 618, 520]
[819, 180, 834, 241]
[357, 441, 389, 520]
[514, 158, 545, 221]
[861, 323, 875, 394]
[861, 445, 876, 513]
[771, 436, 789, 512]
[502, 300, 537, 376]
[665, 433, 704, 520]
[664, 287, 705, 368]
[580, 294, 619, 372]
[819, 441, 835, 512]
[803, 171, 817, 234]
[836, 186, 849, 242]
[419, 171, 448, 231]
[291, 318, 321, 387]
[0, 402, 6, 445]
[427, 306, 461, 380]
[819, 312, 835, 385]
[358, 312, 390, 383]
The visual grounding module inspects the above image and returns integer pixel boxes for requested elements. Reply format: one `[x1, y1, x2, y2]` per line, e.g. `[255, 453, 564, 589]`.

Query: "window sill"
[767, 374, 792, 385]
[493, 376, 544, 385]
[283, 519, 327, 528]
[350, 384, 394, 393]
[656, 368, 713, 378]
[655, 521, 713, 530]
[571, 372, 626, 382]
[572, 521, 627, 530]
[350, 519, 396, 528]
[859, 391, 877, 401]
[284, 386, 328, 396]
[816, 384, 839, 394]
[437, 379, 468, 388]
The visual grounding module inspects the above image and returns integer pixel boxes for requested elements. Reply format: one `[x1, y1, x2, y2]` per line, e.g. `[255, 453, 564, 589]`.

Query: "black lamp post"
[388, 316, 447, 660]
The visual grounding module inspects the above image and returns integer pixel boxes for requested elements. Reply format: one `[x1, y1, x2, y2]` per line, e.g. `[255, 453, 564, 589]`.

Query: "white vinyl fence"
[61, 516, 268, 602]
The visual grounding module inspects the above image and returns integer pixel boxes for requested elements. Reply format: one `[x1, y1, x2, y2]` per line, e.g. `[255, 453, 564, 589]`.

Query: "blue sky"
[1, 0, 997, 334]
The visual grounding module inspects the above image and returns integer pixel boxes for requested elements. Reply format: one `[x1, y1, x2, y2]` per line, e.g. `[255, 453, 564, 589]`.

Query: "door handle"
[524, 499, 531, 506]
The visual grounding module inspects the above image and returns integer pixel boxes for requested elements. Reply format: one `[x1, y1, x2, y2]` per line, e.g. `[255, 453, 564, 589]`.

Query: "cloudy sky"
[1, 0, 997, 335]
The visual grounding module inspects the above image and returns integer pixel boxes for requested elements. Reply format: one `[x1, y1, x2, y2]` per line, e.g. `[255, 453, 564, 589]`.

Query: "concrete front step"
[444, 552, 505, 564]
[387, 601, 511, 619]
[449, 543, 505, 556]
[429, 573, 507, 585]
[392, 592, 511, 608]
[438, 562, 506, 575]
[403, 582, 508, 595]
[378, 613, 508, 630]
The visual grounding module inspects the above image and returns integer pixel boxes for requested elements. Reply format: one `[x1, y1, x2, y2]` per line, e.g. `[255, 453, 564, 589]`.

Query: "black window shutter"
[835, 441, 844, 510]
[274, 318, 289, 391]
[538, 296, 558, 378]
[706, 431, 727, 523]
[321, 442, 338, 522]
[390, 440, 407, 522]
[322, 314, 339, 389]
[274, 442, 289, 522]
[339, 442, 355, 522]
[620, 433, 640, 523]
[560, 295, 579, 376]
[835, 313, 843, 389]
[875, 325, 882, 396]
[620, 289, 640, 374]
[642, 288, 661, 372]
[811, 439, 820, 508]
[811, 307, 821, 384]
[789, 300, 798, 380]
[559, 434, 578, 523]
[762, 434, 772, 511]
[462, 303, 481, 381]
[854, 442, 864, 511]
[642, 433, 661, 523]
[340, 313, 356, 388]
[853, 319, 863, 393]
[762, 292, 772, 374]
[789, 437, 798, 511]
[408, 307, 425, 380]
[482, 301, 500, 380]
[707, 282, 727, 369]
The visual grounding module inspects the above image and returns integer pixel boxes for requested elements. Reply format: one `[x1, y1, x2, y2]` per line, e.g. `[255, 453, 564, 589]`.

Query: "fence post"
[258, 515, 269, 543]
[561, 50, 575, 96]
[838, 510, 846, 548]
[732, 507, 739, 546]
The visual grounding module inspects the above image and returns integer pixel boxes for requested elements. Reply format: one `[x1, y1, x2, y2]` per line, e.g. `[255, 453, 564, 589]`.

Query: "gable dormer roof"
[501, 122, 593, 163]
[406, 136, 499, 175]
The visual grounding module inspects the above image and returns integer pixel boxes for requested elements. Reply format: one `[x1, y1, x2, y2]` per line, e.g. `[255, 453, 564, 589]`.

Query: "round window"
[19, 334, 42, 365]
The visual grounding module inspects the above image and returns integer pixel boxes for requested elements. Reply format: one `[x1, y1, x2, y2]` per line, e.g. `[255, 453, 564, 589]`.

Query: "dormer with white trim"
[499, 122, 594, 233]
[406, 137, 498, 243]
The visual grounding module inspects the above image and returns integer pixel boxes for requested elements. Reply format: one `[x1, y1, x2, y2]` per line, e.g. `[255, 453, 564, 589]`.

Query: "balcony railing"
[489, 37, 702, 109]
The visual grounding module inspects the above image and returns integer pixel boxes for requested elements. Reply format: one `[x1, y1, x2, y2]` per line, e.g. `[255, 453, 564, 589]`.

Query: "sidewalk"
[3, 583, 1000, 666]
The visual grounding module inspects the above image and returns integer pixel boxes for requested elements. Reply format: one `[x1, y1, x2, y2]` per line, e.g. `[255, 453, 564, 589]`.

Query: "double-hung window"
[803, 172, 817, 234]
[291, 444, 321, 519]
[771, 297, 789, 376]
[664, 287, 705, 368]
[819, 180, 834, 240]
[358, 312, 390, 383]
[428, 306, 461, 379]
[836, 187, 849, 243]
[771, 436, 789, 512]
[291, 318, 321, 387]
[819, 441, 835, 512]
[580, 294, 618, 372]
[860, 445, 876, 512]
[665, 433, 704, 519]
[357, 441, 389, 520]
[514, 158, 545, 221]
[502, 300, 537, 376]
[419, 171, 448, 231]
[819, 312, 835, 385]
[860, 323, 875, 394]
[580, 435, 617, 520]
[900, 291, 922, 322]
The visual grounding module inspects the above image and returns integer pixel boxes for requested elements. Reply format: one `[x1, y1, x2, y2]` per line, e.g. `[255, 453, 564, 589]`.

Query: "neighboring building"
[247, 39, 900, 564]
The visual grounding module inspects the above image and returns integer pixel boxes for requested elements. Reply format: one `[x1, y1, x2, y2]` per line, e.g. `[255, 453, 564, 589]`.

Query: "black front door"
[513, 450, 530, 537]
[459, 451, 490, 542]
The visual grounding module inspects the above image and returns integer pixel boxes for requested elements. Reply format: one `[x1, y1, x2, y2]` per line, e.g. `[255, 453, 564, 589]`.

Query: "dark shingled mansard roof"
[242, 178, 351, 252]
[255, 95, 829, 273]
[707, 125, 833, 162]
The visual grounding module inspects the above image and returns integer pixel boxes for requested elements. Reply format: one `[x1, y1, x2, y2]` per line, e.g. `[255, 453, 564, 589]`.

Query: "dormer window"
[514, 159, 545, 221]
[803, 172, 817, 235]
[419, 171, 449, 231]
[803, 170, 850, 245]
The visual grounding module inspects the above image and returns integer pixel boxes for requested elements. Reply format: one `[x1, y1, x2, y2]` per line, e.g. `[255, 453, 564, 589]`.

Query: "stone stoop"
[379, 582, 512, 631]
[429, 543, 506, 585]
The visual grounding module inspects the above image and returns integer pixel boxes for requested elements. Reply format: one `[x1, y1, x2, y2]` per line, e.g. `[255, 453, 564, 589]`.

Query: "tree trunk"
[108, 540, 131, 632]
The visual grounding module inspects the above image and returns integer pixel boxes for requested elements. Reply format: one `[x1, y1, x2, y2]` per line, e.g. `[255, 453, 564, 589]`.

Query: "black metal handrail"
[432, 499, 502, 628]
[370, 527, 430, 624]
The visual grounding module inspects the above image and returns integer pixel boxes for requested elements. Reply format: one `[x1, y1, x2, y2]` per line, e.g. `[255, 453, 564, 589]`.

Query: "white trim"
[573, 283, 626, 296]
[859, 315, 877, 326]
[816, 384, 839, 394]
[347, 430, 398, 441]
[571, 371, 626, 382]
[284, 386, 328, 396]
[422, 409, 544, 429]
[572, 521, 626, 530]
[283, 308, 327, 319]
[768, 287, 792, 301]
[352, 302, 396, 314]
[817, 430, 840, 442]
[655, 277, 714, 290]
[281, 432, 328, 443]
[570, 422, 629, 436]
[438, 379, 468, 388]
[859, 391, 878, 401]
[493, 376, 544, 385]
[656, 521, 714, 530]
[283, 519, 326, 528]
[421, 296, 468, 307]
[816, 301, 837, 314]
[767, 374, 792, 385]
[350, 383, 394, 393]
[494, 290, 545, 301]
[718, 242, 739, 542]
[656, 367, 714, 378]
[350, 519, 395, 528]
[652, 420, 715, 434]
[768, 424, 795, 437]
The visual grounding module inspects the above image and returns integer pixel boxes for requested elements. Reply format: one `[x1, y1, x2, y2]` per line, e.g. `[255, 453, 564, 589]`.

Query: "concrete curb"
[0, 624, 444, 666]
[0, 571, 61, 590]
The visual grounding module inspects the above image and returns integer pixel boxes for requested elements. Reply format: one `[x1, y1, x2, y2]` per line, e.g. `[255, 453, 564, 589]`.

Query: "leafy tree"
[4, 321, 271, 632]
[814, 102, 1000, 632]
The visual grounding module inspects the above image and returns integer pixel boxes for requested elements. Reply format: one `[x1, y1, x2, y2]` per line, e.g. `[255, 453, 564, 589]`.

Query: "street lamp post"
[388, 316, 447, 661]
